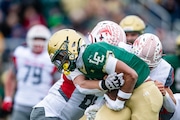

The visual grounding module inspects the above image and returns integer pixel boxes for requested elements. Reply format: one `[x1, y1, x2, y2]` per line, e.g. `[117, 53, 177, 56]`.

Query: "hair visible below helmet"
[26, 24, 51, 52]
[132, 33, 163, 68]
[48, 29, 83, 73]
[176, 35, 180, 56]
[120, 15, 146, 34]
[88, 20, 126, 46]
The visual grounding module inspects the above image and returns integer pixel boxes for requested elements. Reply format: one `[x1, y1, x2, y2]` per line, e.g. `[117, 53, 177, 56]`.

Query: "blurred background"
[0, 0, 180, 94]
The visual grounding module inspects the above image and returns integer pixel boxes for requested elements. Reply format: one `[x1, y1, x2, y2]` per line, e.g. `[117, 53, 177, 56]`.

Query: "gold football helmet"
[119, 15, 146, 34]
[48, 29, 83, 73]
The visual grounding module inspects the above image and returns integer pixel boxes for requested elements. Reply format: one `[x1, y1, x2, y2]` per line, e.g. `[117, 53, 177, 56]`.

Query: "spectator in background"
[158, 0, 180, 26]
[47, 7, 68, 34]
[0, 31, 5, 64]
[163, 35, 180, 93]
[21, 4, 46, 31]
[0, 3, 25, 39]
[1, 24, 59, 120]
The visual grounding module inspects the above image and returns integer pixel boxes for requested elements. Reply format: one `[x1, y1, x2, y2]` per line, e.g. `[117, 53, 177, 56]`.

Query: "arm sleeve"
[75, 84, 107, 96]
[68, 68, 83, 80]
[105, 55, 118, 74]
[163, 92, 176, 113]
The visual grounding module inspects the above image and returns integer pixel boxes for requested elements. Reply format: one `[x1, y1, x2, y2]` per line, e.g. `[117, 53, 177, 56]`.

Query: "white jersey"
[150, 59, 174, 87]
[13, 46, 57, 107]
[118, 42, 132, 52]
[149, 58, 174, 119]
[34, 71, 97, 120]
[170, 93, 180, 120]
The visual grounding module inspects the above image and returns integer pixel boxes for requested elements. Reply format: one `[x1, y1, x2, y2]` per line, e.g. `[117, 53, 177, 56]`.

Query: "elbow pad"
[163, 92, 176, 113]
[76, 84, 107, 96]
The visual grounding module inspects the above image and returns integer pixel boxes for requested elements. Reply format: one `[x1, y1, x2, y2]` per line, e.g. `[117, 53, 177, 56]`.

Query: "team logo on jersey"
[88, 52, 105, 65]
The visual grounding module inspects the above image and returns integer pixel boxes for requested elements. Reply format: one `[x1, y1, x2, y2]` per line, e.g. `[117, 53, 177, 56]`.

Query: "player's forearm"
[73, 75, 101, 89]
[120, 73, 137, 93]
[116, 73, 137, 102]
[74, 78, 107, 95]
[163, 91, 176, 113]
[165, 88, 176, 104]
[4, 70, 16, 97]
[77, 79, 101, 90]
[115, 60, 138, 93]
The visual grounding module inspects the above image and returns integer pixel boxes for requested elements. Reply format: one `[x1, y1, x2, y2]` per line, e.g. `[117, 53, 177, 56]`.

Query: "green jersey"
[78, 42, 150, 88]
[163, 55, 180, 93]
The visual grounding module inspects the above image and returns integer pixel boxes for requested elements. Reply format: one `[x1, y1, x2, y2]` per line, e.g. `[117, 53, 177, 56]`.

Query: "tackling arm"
[154, 80, 176, 113]
[73, 74, 123, 95]
[163, 87, 176, 112]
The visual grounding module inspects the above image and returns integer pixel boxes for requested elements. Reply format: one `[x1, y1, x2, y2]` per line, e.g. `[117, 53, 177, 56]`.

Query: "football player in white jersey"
[120, 16, 176, 119]
[132, 33, 176, 120]
[2, 24, 59, 120]
[83, 28, 173, 120]
[47, 27, 163, 120]
[30, 22, 125, 120]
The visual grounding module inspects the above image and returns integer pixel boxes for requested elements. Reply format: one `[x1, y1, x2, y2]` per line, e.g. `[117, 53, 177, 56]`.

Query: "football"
[106, 89, 118, 100]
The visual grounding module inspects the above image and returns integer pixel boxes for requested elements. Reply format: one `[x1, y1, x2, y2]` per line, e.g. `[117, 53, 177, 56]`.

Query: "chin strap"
[63, 63, 70, 75]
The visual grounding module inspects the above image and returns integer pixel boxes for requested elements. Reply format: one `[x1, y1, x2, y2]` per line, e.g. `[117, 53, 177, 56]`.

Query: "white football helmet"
[132, 33, 163, 68]
[88, 20, 126, 46]
[26, 24, 51, 54]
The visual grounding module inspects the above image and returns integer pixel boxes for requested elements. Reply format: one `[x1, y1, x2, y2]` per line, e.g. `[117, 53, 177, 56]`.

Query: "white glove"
[85, 96, 105, 120]
[104, 94, 125, 111]
[99, 72, 124, 90]
[85, 104, 101, 120]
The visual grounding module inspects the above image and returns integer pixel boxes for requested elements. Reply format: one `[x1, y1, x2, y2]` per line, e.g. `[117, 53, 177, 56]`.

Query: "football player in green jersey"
[163, 35, 180, 93]
[48, 28, 163, 120]
[86, 20, 163, 120]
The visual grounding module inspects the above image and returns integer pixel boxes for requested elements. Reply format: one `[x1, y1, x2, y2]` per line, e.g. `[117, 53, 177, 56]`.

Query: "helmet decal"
[89, 20, 126, 46]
